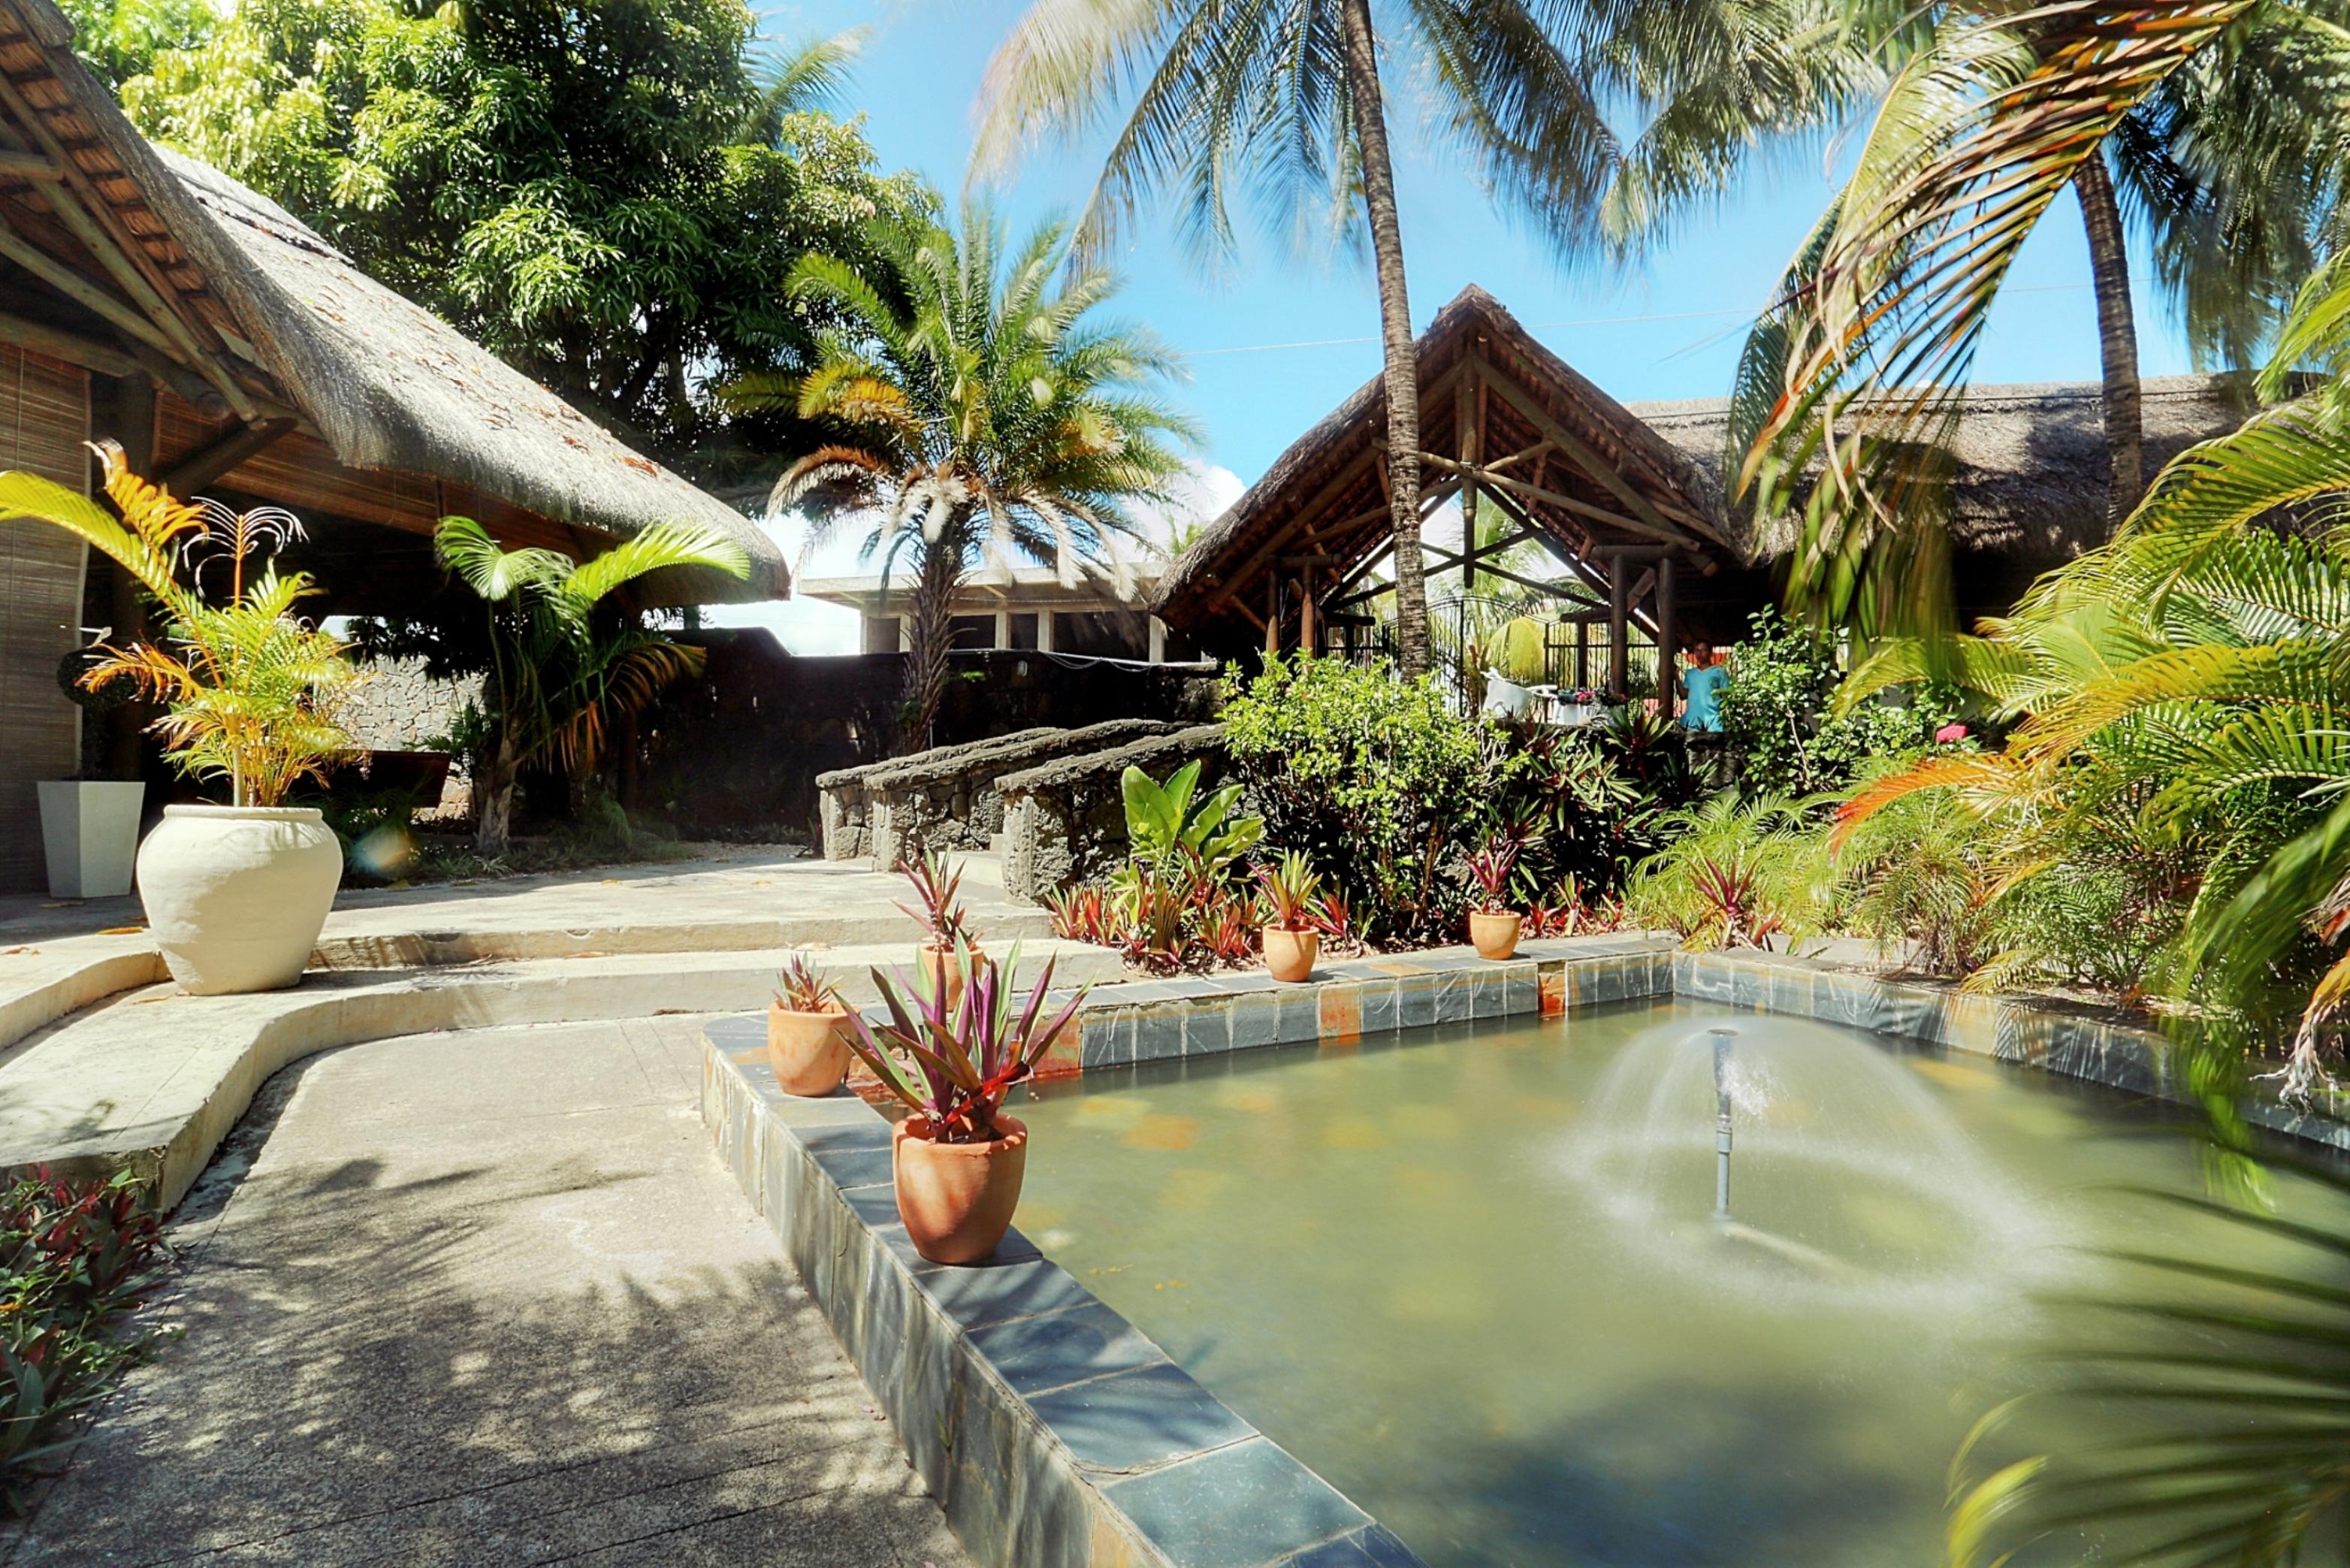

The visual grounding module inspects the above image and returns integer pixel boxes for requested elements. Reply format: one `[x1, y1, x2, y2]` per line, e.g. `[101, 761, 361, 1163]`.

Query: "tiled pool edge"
[1678, 950, 2350, 1153]
[697, 939, 1675, 1568]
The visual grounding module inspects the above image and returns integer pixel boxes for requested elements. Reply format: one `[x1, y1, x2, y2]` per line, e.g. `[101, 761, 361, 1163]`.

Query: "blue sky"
[720, 0, 2198, 651]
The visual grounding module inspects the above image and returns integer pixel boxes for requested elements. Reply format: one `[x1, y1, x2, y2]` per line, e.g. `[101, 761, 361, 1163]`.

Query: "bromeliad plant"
[773, 950, 843, 1014]
[1460, 830, 1524, 916]
[898, 849, 978, 951]
[1256, 850, 1322, 932]
[0, 445, 357, 806]
[842, 943, 1087, 1143]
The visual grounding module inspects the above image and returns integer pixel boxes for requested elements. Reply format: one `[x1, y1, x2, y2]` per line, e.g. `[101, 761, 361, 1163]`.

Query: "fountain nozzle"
[1711, 1028, 1735, 1219]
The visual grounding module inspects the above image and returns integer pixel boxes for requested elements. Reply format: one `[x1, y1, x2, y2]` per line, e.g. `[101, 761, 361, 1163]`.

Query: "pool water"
[1005, 999, 2350, 1566]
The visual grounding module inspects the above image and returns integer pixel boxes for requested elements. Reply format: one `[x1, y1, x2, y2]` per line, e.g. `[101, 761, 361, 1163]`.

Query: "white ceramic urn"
[134, 805, 343, 994]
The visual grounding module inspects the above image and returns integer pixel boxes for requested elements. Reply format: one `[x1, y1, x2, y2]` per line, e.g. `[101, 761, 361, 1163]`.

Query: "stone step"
[0, 938, 1129, 1213]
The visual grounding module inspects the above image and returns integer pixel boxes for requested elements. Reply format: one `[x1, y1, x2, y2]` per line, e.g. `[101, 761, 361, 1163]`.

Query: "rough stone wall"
[343, 658, 476, 813]
[998, 724, 1228, 904]
[861, 720, 1182, 871]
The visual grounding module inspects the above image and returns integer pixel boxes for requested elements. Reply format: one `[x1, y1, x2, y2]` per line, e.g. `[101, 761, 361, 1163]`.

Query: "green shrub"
[1220, 655, 1486, 944]
[1717, 609, 1962, 796]
[0, 1168, 169, 1510]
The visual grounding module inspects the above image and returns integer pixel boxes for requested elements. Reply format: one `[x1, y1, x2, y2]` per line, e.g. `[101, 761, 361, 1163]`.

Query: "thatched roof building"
[1629, 374, 2252, 613]
[0, 0, 785, 888]
[1152, 283, 2252, 666]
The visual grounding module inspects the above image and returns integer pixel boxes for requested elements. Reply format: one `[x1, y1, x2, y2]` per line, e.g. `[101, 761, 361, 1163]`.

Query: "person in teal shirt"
[1681, 642, 1729, 732]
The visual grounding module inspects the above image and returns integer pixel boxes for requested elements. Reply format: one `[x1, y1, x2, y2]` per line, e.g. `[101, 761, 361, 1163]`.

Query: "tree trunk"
[901, 533, 966, 754]
[473, 732, 519, 857]
[2075, 155, 2143, 527]
[1340, 0, 1428, 680]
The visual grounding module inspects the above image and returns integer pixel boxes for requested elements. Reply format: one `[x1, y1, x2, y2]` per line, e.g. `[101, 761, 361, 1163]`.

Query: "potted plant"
[1255, 850, 1321, 983]
[1464, 832, 1524, 960]
[898, 849, 983, 1007]
[842, 943, 1087, 1264]
[1, 446, 356, 994]
[767, 950, 850, 1096]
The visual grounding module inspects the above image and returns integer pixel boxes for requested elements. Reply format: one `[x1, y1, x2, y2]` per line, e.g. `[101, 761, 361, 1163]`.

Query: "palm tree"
[971, 2, 1634, 681]
[729, 206, 1194, 753]
[434, 516, 750, 856]
[1735, 0, 2350, 639]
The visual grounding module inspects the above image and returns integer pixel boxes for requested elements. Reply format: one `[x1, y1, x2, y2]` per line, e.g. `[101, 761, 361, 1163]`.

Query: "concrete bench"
[997, 723, 1228, 905]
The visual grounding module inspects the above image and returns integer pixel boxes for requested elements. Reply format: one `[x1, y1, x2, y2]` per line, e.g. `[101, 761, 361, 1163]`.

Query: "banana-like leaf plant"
[1120, 761, 1264, 887]
[431, 514, 748, 855]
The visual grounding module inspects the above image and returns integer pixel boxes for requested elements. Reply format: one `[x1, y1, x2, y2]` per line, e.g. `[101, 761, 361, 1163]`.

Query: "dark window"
[1005, 612, 1040, 651]
[1053, 610, 1149, 660]
[947, 614, 996, 650]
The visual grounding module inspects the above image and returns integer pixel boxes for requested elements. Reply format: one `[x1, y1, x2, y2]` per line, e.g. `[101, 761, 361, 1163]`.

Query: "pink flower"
[1935, 722, 1969, 744]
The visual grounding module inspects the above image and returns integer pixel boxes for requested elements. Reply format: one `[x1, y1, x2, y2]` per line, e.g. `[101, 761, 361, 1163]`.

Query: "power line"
[1183, 282, 2096, 359]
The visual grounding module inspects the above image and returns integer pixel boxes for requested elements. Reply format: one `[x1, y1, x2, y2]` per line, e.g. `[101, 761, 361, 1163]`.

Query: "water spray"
[1711, 1027, 1736, 1220]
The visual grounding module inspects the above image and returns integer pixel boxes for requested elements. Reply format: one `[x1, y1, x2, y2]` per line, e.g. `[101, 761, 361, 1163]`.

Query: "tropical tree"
[973, 1, 1654, 680]
[1735, 0, 2350, 639]
[728, 206, 1194, 752]
[430, 517, 749, 856]
[116, 0, 924, 474]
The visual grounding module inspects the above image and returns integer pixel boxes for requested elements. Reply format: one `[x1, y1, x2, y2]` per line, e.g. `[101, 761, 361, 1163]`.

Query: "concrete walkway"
[5, 1014, 968, 1568]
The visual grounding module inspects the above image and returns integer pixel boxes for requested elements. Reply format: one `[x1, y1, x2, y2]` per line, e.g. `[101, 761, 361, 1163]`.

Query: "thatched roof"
[0, 0, 785, 602]
[1628, 375, 2252, 579]
[1149, 286, 1735, 639]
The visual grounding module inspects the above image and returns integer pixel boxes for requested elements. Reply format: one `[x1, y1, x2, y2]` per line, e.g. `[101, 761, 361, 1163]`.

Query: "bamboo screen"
[0, 346, 89, 891]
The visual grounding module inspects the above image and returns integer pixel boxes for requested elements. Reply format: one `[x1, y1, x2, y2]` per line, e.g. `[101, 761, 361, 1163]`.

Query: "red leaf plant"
[841, 941, 1089, 1144]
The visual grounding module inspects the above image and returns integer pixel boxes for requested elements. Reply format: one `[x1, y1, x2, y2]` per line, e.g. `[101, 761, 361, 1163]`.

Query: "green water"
[1006, 999, 2350, 1567]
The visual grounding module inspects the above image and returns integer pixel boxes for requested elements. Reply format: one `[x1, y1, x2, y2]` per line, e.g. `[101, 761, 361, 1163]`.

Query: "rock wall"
[998, 724, 1228, 904]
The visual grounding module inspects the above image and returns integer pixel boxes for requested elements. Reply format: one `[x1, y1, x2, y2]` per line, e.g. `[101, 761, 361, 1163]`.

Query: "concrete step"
[0, 938, 1130, 1213]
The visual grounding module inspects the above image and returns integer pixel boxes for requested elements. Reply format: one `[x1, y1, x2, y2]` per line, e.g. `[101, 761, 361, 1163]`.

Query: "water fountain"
[1557, 1011, 2068, 1315]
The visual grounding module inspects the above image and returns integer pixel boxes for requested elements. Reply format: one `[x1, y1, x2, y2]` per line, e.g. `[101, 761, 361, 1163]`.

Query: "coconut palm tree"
[434, 515, 749, 856]
[1735, 0, 2350, 639]
[729, 205, 1195, 754]
[972, 2, 1646, 681]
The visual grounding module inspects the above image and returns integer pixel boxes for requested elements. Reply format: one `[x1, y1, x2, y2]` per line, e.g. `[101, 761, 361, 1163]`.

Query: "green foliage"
[116, 0, 924, 469]
[1717, 608, 1962, 796]
[1119, 762, 1262, 887]
[0, 458, 357, 808]
[1219, 655, 1488, 944]
[729, 204, 1193, 747]
[1624, 793, 1827, 949]
[56, 0, 213, 88]
[0, 1169, 169, 1512]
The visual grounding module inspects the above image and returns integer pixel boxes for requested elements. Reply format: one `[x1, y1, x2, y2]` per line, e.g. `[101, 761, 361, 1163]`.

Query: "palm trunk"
[473, 732, 519, 857]
[1340, 0, 1428, 681]
[2075, 155, 2143, 527]
[902, 535, 965, 754]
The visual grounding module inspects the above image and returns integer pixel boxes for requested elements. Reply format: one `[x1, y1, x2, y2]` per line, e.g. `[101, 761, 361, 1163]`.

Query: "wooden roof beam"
[162, 415, 296, 493]
[1470, 352, 1693, 545]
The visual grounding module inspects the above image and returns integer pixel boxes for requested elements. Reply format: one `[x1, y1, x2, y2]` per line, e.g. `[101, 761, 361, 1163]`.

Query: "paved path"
[5, 1016, 968, 1568]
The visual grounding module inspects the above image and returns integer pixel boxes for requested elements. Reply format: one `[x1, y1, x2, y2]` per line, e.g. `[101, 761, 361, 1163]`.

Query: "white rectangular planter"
[38, 781, 146, 899]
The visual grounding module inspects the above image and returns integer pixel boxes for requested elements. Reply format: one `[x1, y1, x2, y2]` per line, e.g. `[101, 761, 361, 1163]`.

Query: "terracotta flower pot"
[1470, 909, 1524, 961]
[1262, 924, 1319, 983]
[893, 1113, 1027, 1264]
[765, 1002, 850, 1096]
[917, 943, 984, 1010]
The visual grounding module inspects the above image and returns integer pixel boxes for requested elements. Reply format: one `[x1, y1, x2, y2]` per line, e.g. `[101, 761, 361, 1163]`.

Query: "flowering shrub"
[0, 1168, 170, 1509]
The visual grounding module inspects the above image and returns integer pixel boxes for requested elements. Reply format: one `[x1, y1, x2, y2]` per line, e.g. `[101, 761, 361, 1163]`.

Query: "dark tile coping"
[702, 941, 2350, 1566]
[1673, 949, 2350, 1156]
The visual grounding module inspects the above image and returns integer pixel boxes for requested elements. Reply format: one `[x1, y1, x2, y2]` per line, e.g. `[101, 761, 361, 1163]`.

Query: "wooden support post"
[1457, 374, 1479, 594]
[1607, 552, 1630, 699]
[1657, 554, 1679, 720]
[1576, 621, 1590, 690]
[1264, 573, 1279, 657]
[1299, 564, 1315, 656]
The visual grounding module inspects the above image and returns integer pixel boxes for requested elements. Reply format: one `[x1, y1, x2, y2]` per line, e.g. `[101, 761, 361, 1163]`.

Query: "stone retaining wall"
[819, 721, 1180, 868]
[996, 724, 1226, 905]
